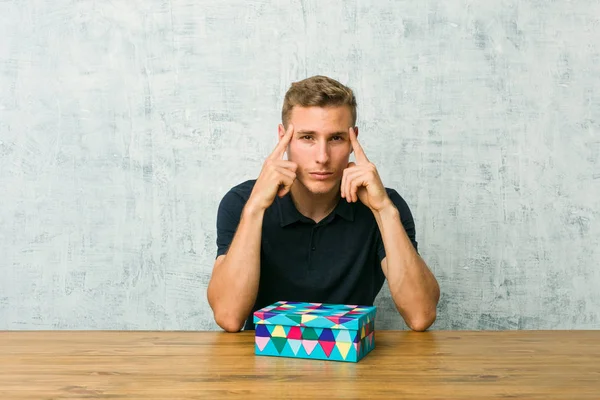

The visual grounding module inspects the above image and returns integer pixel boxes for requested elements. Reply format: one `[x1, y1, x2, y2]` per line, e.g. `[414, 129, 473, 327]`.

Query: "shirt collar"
[277, 192, 355, 227]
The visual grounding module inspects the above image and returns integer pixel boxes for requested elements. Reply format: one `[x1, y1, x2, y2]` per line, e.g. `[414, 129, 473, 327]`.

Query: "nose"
[315, 139, 330, 164]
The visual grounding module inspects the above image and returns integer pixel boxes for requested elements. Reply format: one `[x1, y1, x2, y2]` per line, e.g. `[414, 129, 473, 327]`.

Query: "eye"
[301, 135, 313, 140]
[331, 136, 343, 141]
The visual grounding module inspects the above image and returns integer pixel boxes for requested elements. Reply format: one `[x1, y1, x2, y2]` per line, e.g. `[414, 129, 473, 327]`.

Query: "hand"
[341, 127, 391, 212]
[247, 124, 298, 212]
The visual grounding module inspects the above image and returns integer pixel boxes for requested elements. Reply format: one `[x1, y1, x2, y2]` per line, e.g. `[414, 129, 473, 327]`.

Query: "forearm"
[374, 203, 440, 331]
[207, 204, 264, 332]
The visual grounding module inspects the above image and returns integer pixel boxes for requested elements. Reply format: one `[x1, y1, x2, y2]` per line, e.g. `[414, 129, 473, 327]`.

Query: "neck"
[290, 182, 341, 223]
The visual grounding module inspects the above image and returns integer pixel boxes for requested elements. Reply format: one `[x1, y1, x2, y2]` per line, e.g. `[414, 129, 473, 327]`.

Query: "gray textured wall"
[1, 1, 599, 331]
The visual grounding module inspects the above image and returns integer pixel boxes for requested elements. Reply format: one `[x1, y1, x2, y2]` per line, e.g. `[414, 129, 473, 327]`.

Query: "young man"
[207, 76, 440, 332]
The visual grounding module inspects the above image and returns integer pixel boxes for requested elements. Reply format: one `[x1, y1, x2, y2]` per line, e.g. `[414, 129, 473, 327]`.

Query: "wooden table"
[1, 330, 599, 399]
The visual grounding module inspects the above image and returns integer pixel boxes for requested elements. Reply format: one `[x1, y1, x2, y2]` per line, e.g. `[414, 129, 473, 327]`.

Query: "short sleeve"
[215, 189, 247, 258]
[376, 189, 419, 262]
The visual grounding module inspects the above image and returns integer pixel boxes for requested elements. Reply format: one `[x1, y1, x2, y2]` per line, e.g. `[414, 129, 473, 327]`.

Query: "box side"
[355, 330, 376, 361]
[254, 324, 361, 362]
[354, 308, 376, 361]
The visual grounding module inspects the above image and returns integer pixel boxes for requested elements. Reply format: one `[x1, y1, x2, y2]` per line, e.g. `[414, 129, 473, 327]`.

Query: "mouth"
[309, 172, 334, 180]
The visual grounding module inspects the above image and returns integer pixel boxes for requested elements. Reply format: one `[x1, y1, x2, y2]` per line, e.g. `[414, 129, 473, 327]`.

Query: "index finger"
[271, 123, 294, 160]
[349, 127, 368, 162]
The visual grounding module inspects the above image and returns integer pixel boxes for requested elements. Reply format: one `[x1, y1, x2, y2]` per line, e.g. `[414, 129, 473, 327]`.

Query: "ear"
[278, 124, 286, 140]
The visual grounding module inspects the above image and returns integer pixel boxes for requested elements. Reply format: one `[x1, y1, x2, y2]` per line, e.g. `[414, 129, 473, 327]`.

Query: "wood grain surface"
[1, 330, 599, 399]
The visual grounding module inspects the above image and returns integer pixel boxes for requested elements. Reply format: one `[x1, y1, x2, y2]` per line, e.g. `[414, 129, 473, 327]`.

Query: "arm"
[342, 127, 440, 331]
[207, 202, 265, 333]
[207, 124, 297, 332]
[374, 201, 440, 331]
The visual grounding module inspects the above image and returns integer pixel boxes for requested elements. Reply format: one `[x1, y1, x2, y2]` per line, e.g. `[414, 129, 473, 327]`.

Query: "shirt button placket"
[308, 226, 317, 269]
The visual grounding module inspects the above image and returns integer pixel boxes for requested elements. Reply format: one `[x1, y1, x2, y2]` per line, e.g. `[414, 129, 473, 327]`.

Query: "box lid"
[253, 301, 377, 330]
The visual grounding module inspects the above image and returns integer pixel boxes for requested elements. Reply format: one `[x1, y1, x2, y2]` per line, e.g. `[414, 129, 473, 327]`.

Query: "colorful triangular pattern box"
[253, 301, 377, 362]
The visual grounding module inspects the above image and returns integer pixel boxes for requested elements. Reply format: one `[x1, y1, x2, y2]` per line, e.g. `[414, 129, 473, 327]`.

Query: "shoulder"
[383, 187, 419, 251]
[384, 187, 414, 218]
[220, 179, 256, 203]
[227, 179, 256, 198]
[217, 179, 256, 214]
[352, 187, 416, 226]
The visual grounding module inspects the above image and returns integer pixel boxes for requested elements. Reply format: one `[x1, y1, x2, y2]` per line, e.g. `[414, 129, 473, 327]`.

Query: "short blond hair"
[281, 75, 357, 127]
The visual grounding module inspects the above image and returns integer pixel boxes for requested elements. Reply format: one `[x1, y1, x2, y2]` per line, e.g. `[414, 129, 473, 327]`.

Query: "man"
[207, 75, 440, 332]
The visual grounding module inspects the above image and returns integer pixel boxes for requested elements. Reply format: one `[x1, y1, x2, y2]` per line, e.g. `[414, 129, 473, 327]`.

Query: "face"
[278, 106, 357, 196]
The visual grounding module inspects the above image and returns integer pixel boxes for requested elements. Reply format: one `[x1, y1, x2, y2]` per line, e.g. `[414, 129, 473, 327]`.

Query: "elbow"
[212, 308, 246, 333]
[215, 312, 245, 333]
[207, 283, 244, 333]
[406, 310, 437, 332]
[407, 283, 441, 332]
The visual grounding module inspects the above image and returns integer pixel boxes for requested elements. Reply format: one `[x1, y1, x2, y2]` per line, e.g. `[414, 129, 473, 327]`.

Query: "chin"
[298, 179, 339, 196]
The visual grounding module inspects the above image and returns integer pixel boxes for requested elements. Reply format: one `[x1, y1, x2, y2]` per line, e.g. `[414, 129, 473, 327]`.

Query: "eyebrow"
[296, 130, 348, 136]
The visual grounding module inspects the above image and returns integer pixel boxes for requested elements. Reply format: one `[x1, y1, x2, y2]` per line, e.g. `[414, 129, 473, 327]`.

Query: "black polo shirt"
[215, 179, 418, 330]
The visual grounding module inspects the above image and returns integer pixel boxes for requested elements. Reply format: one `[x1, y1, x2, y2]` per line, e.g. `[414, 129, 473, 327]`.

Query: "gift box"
[253, 301, 377, 362]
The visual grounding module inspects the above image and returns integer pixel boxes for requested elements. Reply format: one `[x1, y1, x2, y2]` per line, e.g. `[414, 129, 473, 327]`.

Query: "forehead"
[289, 106, 352, 132]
